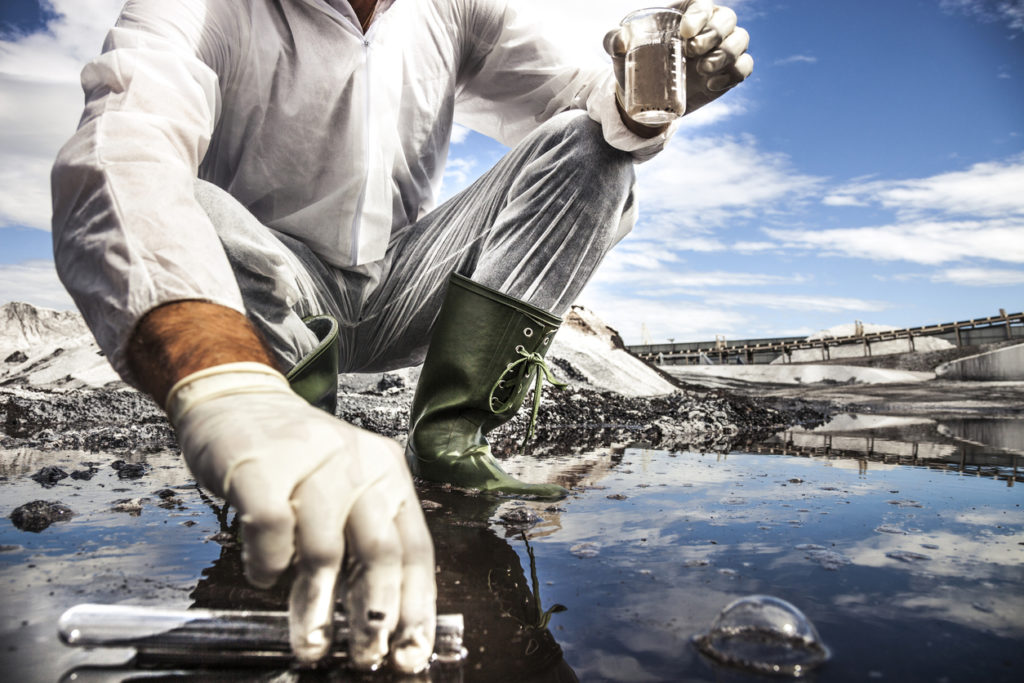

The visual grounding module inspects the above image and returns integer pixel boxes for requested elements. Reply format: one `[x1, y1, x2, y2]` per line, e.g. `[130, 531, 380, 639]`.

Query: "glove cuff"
[166, 362, 291, 428]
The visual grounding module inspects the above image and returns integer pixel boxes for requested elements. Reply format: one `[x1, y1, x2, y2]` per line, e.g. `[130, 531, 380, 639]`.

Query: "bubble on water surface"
[693, 595, 830, 677]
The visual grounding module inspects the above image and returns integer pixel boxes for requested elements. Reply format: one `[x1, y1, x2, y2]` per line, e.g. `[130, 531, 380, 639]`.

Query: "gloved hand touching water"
[167, 362, 436, 672]
[604, 0, 754, 124]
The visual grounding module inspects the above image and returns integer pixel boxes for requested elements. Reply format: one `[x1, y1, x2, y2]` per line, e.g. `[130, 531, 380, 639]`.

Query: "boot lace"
[489, 347, 568, 450]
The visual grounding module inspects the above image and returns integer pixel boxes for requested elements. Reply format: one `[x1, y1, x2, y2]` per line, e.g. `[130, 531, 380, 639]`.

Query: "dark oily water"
[2, 431, 1023, 681]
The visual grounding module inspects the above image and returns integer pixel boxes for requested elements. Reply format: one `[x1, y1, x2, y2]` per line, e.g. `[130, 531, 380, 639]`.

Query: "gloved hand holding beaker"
[604, 1, 753, 126]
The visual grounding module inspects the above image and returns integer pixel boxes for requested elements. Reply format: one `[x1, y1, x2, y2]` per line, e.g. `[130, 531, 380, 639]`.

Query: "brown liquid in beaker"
[624, 40, 685, 125]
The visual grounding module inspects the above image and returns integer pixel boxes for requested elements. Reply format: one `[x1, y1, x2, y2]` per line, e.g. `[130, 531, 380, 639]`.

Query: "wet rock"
[9, 500, 75, 532]
[4, 350, 28, 364]
[112, 498, 146, 515]
[69, 469, 95, 480]
[420, 499, 442, 511]
[498, 506, 542, 530]
[208, 531, 237, 547]
[155, 488, 177, 499]
[549, 357, 587, 383]
[30, 466, 68, 488]
[376, 373, 405, 392]
[1, 388, 174, 452]
[606, 493, 628, 500]
[111, 460, 148, 479]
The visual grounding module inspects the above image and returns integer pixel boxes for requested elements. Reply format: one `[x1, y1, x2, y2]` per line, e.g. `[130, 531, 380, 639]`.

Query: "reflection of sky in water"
[523, 449, 1024, 682]
[1, 444, 1022, 681]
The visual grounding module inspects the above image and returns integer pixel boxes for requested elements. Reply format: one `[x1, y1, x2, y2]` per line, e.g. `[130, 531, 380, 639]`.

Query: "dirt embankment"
[1, 372, 829, 459]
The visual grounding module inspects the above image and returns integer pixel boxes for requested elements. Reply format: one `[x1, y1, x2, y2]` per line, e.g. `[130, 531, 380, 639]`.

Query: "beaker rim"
[620, 7, 685, 25]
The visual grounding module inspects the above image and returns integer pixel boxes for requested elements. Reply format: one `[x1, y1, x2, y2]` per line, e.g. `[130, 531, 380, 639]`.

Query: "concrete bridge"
[628, 310, 1024, 365]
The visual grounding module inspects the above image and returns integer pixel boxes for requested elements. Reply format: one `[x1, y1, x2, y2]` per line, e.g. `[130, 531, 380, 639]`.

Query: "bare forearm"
[126, 301, 278, 408]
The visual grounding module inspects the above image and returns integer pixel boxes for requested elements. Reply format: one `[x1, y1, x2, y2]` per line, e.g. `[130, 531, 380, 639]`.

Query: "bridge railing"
[628, 310, 1024, 365]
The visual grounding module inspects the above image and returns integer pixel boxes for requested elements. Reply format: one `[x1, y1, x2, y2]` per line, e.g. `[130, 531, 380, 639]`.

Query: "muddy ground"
[0, 371, 830, 461]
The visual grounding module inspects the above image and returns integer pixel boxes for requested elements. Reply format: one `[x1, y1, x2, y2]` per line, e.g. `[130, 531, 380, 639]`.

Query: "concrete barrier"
[938, 418, 1024, 455]
[935, 343, 1024, 381]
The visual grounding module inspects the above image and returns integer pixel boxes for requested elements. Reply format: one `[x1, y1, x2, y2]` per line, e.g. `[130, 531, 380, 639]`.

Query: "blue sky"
[1, 1, 1021, 344]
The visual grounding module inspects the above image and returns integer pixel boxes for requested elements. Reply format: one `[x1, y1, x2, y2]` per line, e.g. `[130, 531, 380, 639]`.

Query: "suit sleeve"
[51, 0, 247, 385]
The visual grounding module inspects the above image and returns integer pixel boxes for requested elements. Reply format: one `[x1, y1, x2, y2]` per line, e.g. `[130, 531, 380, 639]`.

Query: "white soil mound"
[1, 302, 122, 390]
[551, 306, 676, 397]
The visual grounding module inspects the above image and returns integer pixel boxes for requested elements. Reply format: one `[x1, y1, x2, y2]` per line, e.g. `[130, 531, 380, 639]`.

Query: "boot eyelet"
[523, 327, 534, 337]
[515, 345, 525, 354]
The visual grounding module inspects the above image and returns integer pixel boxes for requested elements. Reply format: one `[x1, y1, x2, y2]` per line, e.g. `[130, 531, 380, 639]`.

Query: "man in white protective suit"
[51, 0, 751, 672]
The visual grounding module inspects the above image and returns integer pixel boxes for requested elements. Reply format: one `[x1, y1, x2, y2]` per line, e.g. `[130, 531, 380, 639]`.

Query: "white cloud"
[0, 259, 74, 309]
[575, 287, 749, 344]
[732, 240, 775, 252]
[449, 123, 470, 144]
[702, 291, 889, 312]
[0, 0, 124, 230]
[773, 54, 817, 66]
[765, 219, 1024, 265]
[933, 267, 1024, 286]
[674, 96, 750, 130]
[821, 194, 866, 207]
[595, 266, 806, 293]
[829, 157, 1024, 218]
[636, 134, 823, 233]
[760, 157, 1024, 266]
[940, 0, 1024, 32]
[437, 155, 478, 202]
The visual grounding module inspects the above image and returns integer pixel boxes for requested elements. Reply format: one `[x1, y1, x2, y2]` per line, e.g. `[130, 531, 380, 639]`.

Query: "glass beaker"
[619, 7, 686, 125]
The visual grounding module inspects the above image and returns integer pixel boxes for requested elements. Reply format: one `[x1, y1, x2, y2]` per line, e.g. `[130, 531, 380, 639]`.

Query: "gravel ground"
[0, 371, 829, 458]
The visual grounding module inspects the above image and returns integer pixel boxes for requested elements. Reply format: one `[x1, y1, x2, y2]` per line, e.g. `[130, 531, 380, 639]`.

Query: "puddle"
[2, 425, 1023, 681]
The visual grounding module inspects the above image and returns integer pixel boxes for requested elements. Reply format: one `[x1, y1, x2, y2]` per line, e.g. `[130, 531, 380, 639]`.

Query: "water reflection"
[754, 414, 1023, 485]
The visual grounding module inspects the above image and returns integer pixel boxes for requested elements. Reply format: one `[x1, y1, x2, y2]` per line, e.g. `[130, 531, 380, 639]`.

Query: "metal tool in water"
[58, 603, 467, 669]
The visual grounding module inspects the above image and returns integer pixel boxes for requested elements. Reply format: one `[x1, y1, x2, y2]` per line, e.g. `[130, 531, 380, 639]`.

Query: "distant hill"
[1, 301, 91, 360]
[0, 301, 122, 390]
[0, 301, 677, 397]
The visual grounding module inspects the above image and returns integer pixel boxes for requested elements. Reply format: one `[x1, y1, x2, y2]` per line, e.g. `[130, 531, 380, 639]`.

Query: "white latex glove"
[604, 1, 754, 117]
[166, 362, 436, 672]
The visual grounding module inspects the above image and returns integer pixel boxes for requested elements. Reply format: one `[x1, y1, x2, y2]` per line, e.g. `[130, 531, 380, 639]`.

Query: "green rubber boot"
[286, 315, 340, 414]
[406, 273, 568, 499]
